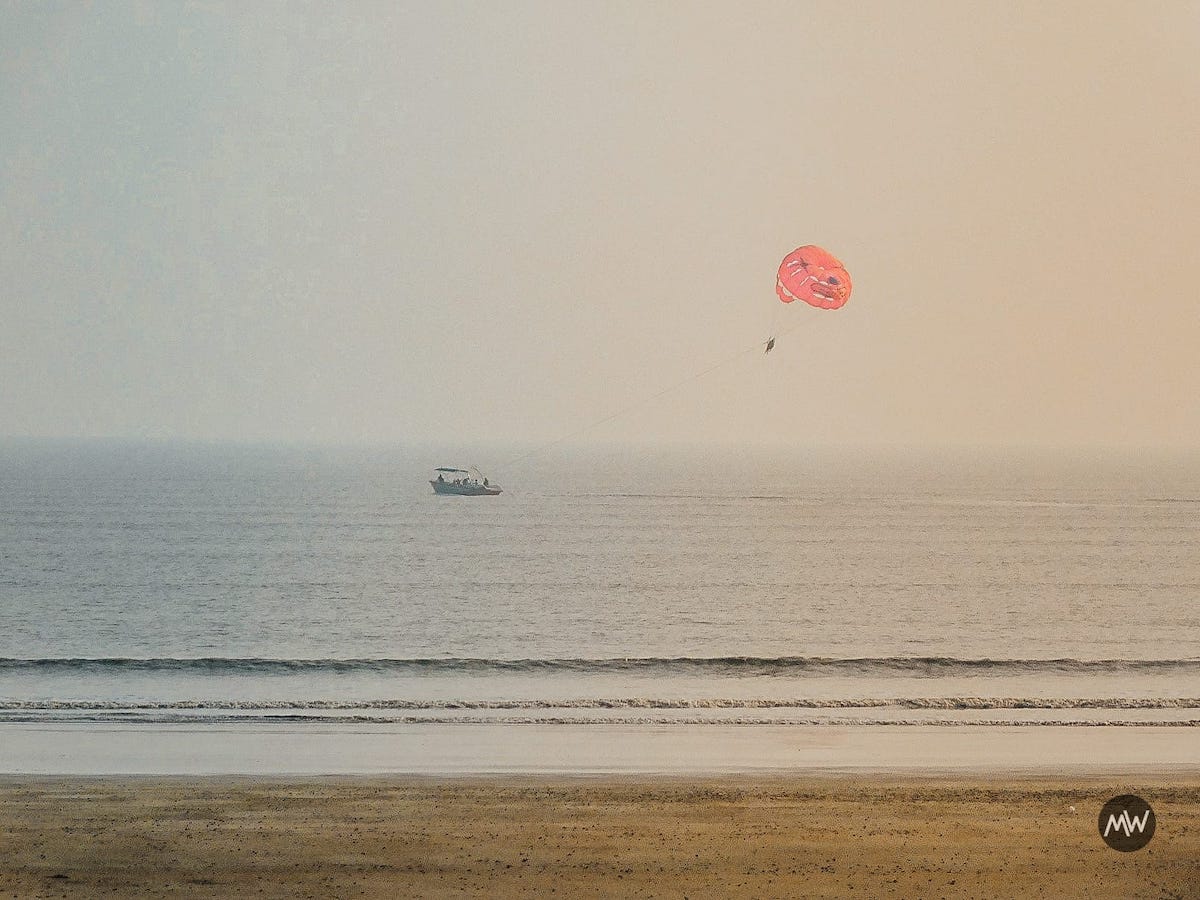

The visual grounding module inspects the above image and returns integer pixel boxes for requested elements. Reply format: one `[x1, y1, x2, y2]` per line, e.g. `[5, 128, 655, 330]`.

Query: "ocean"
[2, 440, 1198, 771]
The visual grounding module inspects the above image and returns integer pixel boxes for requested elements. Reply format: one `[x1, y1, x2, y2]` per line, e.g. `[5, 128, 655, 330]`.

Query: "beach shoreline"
[1, 773, 1196, 898]
[3, 721, 1200, 776]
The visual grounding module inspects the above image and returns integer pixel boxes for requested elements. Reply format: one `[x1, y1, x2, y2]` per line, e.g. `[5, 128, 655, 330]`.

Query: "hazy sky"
[3, 1, 1198, 448]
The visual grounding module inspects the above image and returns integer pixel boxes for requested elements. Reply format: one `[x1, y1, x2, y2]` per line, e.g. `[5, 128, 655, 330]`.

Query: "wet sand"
[0, 775, 1197, 898]
[7, 723, 1200, 774]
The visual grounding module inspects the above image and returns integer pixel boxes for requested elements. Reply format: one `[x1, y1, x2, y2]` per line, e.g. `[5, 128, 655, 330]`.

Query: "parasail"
[775, 245, 851, 310]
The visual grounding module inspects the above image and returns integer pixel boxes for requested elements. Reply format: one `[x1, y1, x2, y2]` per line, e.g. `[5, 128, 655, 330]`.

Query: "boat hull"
[431, 480, 502, 496]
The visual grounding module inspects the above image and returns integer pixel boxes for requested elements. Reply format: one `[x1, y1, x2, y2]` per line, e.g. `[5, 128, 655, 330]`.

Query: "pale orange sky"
[2, 2, 1198, 447]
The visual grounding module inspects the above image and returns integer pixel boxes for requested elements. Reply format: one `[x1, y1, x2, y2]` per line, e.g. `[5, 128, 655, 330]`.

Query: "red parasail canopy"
[776, 245, 851, 310]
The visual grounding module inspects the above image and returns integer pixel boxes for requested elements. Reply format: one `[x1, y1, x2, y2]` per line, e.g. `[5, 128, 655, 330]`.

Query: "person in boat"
[437, 473, 444, 483]
[483, 478, 489, 487]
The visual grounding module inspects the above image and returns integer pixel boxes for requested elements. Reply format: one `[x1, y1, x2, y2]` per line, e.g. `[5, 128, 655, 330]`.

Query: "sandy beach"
[1, 775, 1196, 898]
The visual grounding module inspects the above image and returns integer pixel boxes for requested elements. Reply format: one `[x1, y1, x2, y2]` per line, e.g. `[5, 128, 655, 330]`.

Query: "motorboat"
[430, 466, 502, 496]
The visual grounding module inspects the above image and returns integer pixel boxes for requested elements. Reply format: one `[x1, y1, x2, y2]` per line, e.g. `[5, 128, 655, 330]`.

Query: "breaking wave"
[3, 697, 1200, 710]
[0, 711, 1196, 727]
[3, 696, 1200, 726]
[3, 656, 1199, 676]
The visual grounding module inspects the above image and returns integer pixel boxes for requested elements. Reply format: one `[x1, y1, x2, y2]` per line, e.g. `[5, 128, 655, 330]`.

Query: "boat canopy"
[434, 467, 469, 473]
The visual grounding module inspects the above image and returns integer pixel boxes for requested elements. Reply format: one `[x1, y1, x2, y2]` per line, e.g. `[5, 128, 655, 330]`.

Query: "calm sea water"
[2, 440, 1199, 729]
